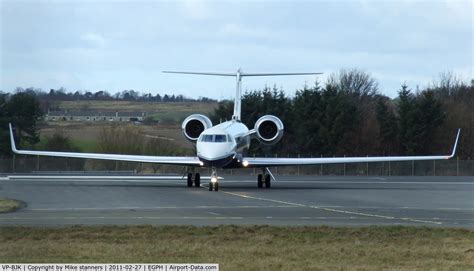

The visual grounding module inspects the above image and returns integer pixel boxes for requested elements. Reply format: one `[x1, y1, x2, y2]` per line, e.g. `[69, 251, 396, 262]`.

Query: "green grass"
[36, 136, 97, 152]
[149, 111, 193, 124]
[0, 199, 23, 213]
[0, 225, 472, 270]
[71, 139, 97, 152]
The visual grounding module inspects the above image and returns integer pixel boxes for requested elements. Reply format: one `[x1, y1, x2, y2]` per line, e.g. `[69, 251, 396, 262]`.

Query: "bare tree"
[145, 137, 184, 173]
[429, 71, 466, 98]
[327, 68, 379, 97]
[93, 125, 144, 170]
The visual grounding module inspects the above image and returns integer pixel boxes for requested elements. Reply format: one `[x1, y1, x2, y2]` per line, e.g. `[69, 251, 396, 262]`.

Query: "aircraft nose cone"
[197, 147, 214, 160]
[197, 143, 229, 159]
[196, 141, 235, 167]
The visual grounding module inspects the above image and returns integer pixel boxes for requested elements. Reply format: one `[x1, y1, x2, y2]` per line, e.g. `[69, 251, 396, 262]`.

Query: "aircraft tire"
[187, 173, 193, 187]
[209, 182, 213, 191]
[195, 173, 201, 187]
[214, 182, 219, 191]
[257, 174, 263, 188]
[264, 174, 271, 188]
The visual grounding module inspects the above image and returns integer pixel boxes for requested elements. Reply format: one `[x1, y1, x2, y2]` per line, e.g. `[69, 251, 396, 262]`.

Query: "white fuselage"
[196, 120, 250, 167]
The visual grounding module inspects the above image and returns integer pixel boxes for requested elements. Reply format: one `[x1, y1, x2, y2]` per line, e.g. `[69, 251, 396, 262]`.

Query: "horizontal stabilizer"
[242, 72, 323, 77]
[162, 71, 236, 76]
[163, 71, 323, 77]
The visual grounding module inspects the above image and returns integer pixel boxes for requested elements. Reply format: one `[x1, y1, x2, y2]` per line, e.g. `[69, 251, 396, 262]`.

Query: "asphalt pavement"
[0, 175, 472, 227]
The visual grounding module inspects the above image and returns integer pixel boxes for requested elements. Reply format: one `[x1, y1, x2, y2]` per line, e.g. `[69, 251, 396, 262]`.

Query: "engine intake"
[254, 115, 284, 144]
[182, 114, 212, 142]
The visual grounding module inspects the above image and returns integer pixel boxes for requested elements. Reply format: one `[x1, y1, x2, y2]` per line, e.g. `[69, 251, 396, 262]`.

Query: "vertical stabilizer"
[233, 68, 242, 121]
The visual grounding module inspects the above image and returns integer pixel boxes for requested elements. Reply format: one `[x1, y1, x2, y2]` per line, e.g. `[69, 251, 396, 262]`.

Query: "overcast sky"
[0, 0, 472, 99]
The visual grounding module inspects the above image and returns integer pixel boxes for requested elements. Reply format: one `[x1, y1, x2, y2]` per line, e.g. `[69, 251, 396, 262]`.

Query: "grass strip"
[0, 225, 473, 270]
[0, 198, 23, 213]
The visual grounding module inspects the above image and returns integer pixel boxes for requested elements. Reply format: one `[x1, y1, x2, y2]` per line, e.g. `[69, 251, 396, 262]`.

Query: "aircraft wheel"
[264, 174, 271, 188]
[214, 182, 219, 191]
[194, 173, 201, 187]
[257, 174, 263, 188]
[209, 182, 213, 191]
[187, 173, 193, 187]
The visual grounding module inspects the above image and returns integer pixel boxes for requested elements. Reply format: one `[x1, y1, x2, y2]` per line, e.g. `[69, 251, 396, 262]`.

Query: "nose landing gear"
[208, 181, 219, 191]
[209, 168, 219, 191]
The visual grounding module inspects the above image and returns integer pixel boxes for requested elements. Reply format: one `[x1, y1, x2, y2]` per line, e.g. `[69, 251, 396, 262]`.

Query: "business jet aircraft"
[9, 69, 460, 191]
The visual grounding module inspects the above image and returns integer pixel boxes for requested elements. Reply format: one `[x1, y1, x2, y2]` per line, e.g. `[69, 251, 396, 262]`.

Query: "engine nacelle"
[254, 115, 284, 144]
[182, 114, 212, 142]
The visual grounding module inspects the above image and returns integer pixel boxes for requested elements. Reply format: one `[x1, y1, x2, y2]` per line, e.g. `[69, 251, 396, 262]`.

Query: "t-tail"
[163, 68, 323, 121]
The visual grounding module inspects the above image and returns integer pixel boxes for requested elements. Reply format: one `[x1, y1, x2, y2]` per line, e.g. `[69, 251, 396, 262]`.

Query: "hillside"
[40, 100, 219, 151]
[48, 100, 218, 124]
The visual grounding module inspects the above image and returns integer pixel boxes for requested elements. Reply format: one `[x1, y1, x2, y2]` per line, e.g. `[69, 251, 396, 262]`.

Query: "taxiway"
[0, 175, 472, 227]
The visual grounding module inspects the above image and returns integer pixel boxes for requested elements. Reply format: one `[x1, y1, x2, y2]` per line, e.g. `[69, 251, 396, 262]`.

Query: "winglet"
[448, 128, 461, 158]
[8, 123, 18, 153]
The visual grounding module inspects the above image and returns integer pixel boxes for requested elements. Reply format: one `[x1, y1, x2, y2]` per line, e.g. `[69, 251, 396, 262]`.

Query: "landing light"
[199, 161, 204, 166]
[211, 176, 218, 183]
[242, 160, 249, 167]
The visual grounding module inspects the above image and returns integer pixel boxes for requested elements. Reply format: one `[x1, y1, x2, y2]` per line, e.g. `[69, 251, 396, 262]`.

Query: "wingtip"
[449, 128, 461, 158]
[8, 123, 18, 153]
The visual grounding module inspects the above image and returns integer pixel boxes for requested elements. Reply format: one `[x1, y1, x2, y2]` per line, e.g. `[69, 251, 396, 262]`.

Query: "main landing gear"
[186, 172, 201, 187]
[257, 170, 271, 189]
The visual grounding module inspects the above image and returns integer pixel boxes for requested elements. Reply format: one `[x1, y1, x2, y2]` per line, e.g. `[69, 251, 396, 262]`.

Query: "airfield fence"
[0, 155, 473, 176]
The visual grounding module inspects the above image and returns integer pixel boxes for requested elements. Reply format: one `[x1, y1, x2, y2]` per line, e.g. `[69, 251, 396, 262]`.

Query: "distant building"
[45, 110, 147, 122]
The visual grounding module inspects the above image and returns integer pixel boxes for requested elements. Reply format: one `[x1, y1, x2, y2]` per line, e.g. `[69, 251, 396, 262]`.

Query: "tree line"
[212, 70, 472, 159]
[0, 92, 42, 155]
[1, 87, 217, 103]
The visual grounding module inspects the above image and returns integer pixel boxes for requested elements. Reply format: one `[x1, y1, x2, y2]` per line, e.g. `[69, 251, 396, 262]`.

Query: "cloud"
[80, 32, 106, 48]
[0, 0, 471, 98]
[180, 0, 211, 19]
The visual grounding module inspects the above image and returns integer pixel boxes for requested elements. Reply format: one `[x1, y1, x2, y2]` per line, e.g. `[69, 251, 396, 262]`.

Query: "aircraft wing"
[8, 124, 202, 166]
[243, 129, 461, 167]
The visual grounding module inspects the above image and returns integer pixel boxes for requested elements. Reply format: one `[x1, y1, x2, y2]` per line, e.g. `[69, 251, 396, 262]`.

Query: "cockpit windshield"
[200, 134, 228, 143]
[215, 135, 226, 142]
[201, 135, 214, 142]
